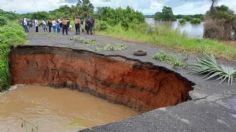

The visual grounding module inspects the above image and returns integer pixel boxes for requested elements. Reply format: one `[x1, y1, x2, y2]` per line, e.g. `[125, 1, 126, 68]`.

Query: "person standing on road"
[62, 17, 68, 35]
[42, 19, 47, 32]
[85, 17, 91, 35]
[66, 18, 70, 32]
[48, 19, 52, 33]
[52, 19, 57, 33]
[58, 18, 62, 32]
[23, 18, 29, 32]
[56, 20, 60, 33]
[90, 17, 95, 35]
[74, 17, 80, 35]
[35, 19, 39, 32]
[80, 18, 85, 33]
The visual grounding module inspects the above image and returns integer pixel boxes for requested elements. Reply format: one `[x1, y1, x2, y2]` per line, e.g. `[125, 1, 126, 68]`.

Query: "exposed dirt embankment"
[9, 46, 194, 111]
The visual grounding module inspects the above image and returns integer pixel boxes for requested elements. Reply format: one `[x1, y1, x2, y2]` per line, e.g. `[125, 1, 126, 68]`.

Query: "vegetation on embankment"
[94, 5, 236, 61]
[95, 22, 236, 61]
[0, 13, 26, 90]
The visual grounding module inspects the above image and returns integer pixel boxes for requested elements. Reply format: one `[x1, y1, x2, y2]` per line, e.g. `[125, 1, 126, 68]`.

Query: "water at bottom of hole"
[0, 85, 138, 132]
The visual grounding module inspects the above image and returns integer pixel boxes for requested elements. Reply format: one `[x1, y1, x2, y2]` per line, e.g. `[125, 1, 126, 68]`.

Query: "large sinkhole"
[7, 46, 194, 131]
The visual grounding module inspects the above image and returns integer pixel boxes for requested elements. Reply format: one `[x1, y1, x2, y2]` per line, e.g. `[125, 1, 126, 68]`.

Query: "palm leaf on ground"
[189, 53, 236, 85]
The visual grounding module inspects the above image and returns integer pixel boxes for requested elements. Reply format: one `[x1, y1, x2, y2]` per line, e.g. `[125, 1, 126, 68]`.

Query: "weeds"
[153, 52, 186, 68]
[96, 43, 127, 51]
[70, 36, 96, 46]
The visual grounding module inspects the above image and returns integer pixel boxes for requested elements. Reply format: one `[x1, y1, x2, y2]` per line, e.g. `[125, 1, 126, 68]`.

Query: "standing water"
[0, 85, 138, 132]
[145, 18, 204, 38]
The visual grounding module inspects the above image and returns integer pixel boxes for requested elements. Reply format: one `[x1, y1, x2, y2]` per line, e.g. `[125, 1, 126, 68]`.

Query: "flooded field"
[0, 85, 138, 132]
[145, 18, 204, 38]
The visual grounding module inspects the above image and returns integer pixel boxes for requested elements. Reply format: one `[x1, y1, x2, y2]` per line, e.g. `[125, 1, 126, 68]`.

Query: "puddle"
[0, 85, 138, 132]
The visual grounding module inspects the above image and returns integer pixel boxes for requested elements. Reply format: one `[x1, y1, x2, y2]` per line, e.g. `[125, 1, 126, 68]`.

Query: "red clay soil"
[9, 46, 194, 111]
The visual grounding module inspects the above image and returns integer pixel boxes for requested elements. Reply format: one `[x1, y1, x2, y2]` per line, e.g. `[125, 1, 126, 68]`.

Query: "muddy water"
[0, 85, 138, 132]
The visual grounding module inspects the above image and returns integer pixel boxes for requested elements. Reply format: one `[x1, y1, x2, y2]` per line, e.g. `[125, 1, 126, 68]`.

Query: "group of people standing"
[21, 16, 95, 35]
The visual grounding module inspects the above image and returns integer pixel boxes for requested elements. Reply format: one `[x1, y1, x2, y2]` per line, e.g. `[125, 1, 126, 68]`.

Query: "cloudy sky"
[0, 0, 236, 15]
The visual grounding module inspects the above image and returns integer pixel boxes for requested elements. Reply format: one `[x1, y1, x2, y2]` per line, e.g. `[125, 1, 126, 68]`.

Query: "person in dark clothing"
[85, 17, 91, 35]
[85, 17, 95, 35]
[66, 19, 70, 31]
[74, 17, 80, 35]
[48, 19, 52, 33]
[90, 17, 95, 35]
[62, 17, 68, 35]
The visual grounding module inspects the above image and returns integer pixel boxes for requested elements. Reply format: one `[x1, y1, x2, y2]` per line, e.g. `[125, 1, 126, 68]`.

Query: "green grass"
[0, 21, 26, 90]
[96, 23, 236, 60]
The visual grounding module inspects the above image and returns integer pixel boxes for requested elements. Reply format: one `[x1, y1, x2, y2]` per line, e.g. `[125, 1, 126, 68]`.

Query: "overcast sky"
[0, 0, 236, 15]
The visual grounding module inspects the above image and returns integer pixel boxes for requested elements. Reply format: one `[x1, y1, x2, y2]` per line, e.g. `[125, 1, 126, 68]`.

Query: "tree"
[154, 6, 175, 21]
[76, 0, 94, 17]
[210, 0, 218, 12]
[95, 7, 145, 29]
[31, 11, 49, 19]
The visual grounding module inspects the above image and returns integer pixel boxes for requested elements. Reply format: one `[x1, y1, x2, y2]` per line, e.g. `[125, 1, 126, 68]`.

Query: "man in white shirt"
[42, 19, 47, 32]
[23, 18, 29, 32]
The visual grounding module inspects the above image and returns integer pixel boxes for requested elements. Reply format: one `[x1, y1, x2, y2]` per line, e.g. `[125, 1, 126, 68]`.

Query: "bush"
[190, 18, 201, 24]
[0, 16, 8, 26]
[0, 22, 26, 90]
[95, 20, 109, 31]
[179, 19, 186, 25]
[0, 9, 19, 20]
[96, 7, 145, 29]
[183, 16, 192, 21]
[204, 19, 225, 39]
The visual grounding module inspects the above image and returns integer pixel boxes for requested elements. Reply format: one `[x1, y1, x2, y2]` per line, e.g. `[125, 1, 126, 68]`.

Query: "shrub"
[190, 53, 236, 84]
[179, 19, 186, 25]
[0, 16, 8, 26]
[96, 7, 145, 29]
[95, 20, 109, 31]
[190, 18, 201, 24]
[183, 16, 192, 21]
[0, 22, 26, 90]
[203, 19, 225, 39]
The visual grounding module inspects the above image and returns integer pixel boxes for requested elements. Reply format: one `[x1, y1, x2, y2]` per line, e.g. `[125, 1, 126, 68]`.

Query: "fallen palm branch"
[189, 53, 236, 85]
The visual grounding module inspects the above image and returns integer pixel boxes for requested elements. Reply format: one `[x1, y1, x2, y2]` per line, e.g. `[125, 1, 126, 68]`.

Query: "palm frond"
[189, 53, 236, 85]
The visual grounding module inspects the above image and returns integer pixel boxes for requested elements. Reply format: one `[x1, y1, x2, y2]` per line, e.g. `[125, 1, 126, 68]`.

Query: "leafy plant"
[0, 21, 25, 90]
[97, 43, 127, 51]
[0, 16, 7, 26]
[95, 20, 109, 31]
[153, 52, 186, 68]
[189, 53, 236, 84]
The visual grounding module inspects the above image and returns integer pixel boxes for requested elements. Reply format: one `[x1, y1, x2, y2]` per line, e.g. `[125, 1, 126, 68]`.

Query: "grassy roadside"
[95, 23, 236, 61]
[0, 20, 26, 90]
